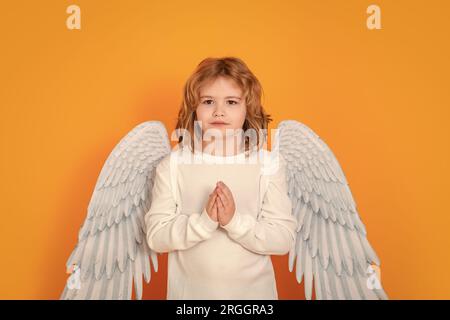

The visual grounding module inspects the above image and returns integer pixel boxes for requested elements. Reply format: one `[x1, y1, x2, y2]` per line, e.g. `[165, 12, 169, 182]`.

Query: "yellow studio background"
[1, 0, 449, 299]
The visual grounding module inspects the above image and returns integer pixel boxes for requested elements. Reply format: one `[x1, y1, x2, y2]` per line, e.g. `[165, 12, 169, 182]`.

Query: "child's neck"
[199, 137, 245, 157]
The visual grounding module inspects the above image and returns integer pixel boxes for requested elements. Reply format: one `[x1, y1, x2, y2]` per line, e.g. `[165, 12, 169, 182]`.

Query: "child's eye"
[201, 100, 238, 105]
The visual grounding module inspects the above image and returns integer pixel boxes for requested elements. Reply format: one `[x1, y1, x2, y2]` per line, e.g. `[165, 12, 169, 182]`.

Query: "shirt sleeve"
[144, 154, 219, 253]
[221, 155, 297, 255]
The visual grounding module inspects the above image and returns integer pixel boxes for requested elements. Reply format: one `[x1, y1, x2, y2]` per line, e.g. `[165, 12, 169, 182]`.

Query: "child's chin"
[206, 126, 239, 133]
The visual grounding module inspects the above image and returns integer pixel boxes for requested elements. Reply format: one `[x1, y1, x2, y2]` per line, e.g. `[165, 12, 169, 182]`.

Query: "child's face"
[195, 76, 246, 140]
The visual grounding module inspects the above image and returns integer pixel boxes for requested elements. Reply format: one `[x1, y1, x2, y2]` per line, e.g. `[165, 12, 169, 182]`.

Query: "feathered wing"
[60, 121, 171, 300]
[276, 120, 388, 300]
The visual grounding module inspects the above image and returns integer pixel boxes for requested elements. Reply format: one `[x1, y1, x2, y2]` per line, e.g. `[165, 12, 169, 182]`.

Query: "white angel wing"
[60, 121, 171, 300]
[276, 120, 388, 300]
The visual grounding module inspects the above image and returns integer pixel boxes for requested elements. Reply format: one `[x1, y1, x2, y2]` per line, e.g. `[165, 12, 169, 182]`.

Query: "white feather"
[60, 121, 169, 300]
[278, 120, 387, 300]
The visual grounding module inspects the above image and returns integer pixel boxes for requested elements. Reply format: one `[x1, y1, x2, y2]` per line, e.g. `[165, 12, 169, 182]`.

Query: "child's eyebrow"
[200, 95, 241, 100]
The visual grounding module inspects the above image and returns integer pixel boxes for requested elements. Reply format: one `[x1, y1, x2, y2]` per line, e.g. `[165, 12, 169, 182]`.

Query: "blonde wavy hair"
[175, 57, 273, 153]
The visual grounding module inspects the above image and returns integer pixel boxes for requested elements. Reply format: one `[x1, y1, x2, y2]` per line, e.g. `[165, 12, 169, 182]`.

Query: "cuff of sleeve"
[221, 211, 241, 233]
[199, 208, 219, 232]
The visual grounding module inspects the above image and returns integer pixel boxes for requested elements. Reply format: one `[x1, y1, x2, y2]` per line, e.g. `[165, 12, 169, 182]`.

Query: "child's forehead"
[199, 77, 243, 94]
[200, 95, 242, 99]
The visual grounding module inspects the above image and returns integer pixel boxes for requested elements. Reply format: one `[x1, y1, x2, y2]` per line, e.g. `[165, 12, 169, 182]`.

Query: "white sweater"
[144, 147, 297, 300]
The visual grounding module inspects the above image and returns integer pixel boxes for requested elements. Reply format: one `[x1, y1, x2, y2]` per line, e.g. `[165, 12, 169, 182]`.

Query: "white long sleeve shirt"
[144, 147, 297, 300]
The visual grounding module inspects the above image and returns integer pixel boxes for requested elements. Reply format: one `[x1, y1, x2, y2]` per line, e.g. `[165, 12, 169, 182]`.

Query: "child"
[144, 57, 297, 300]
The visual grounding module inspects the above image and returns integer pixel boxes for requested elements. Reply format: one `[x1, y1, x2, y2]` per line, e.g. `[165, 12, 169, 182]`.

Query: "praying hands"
[205, 181, 236, 226]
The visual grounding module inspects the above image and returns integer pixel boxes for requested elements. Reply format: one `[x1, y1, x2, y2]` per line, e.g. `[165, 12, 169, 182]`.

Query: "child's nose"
[213, 104, 226, 115]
